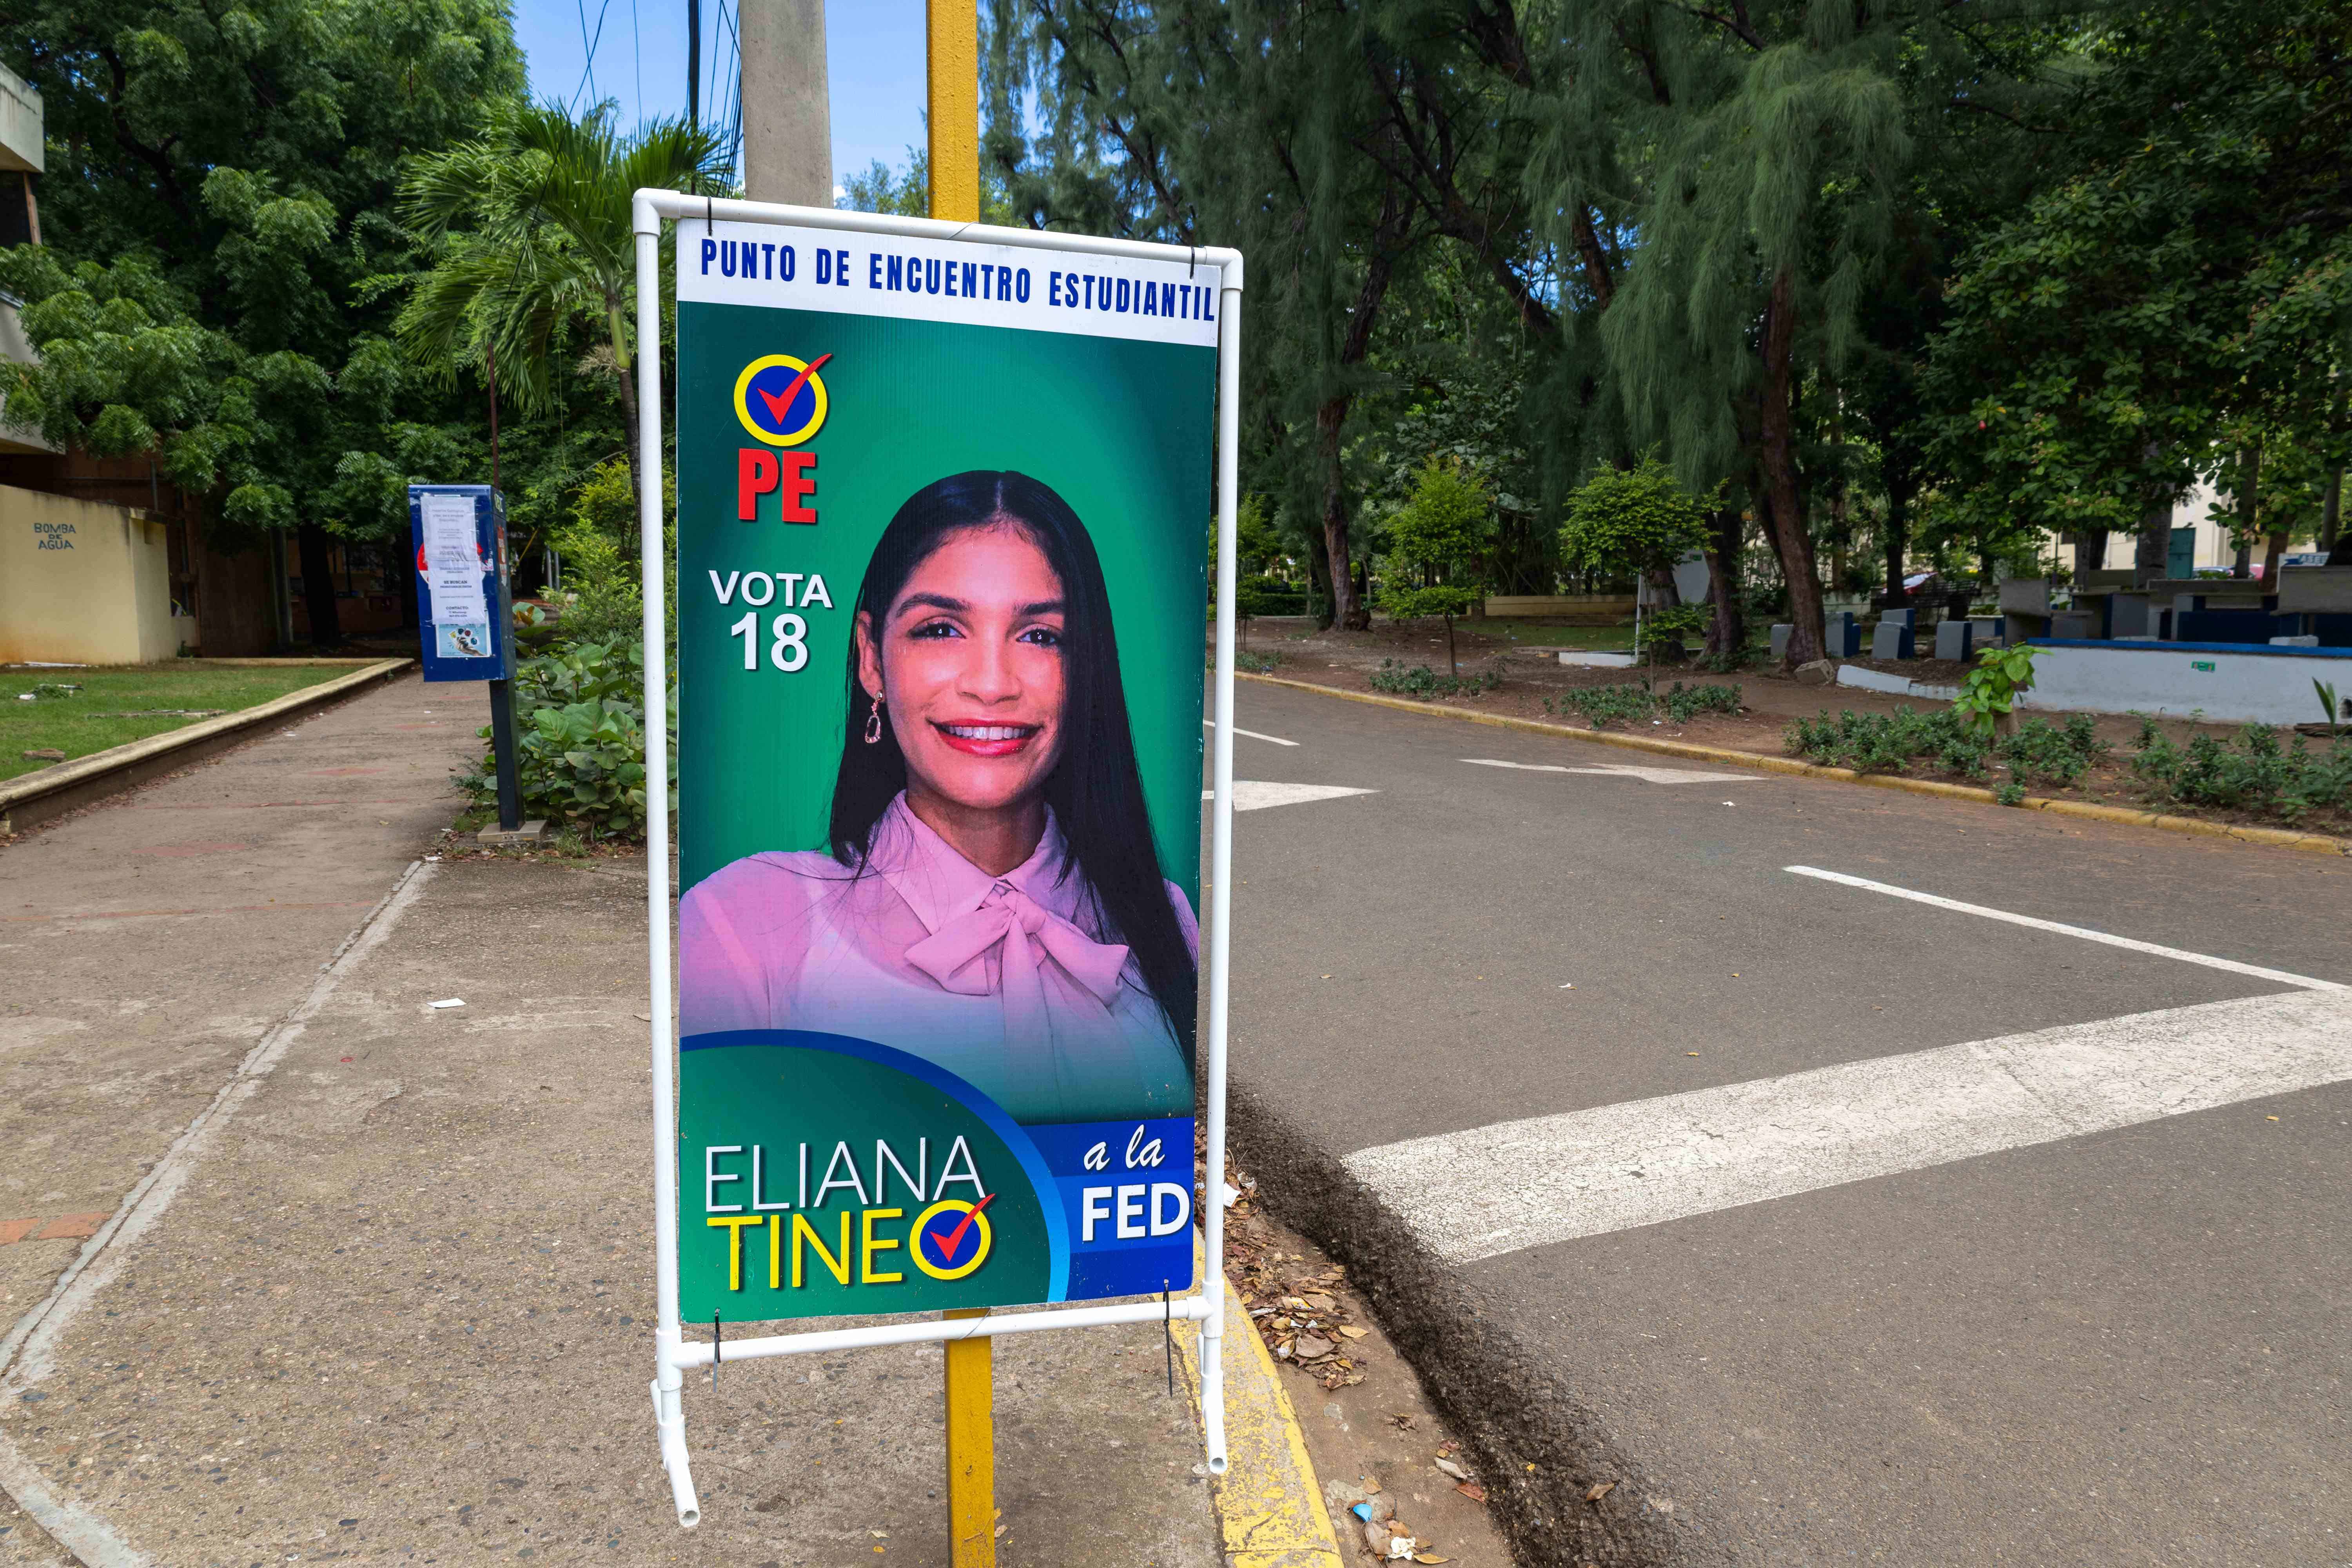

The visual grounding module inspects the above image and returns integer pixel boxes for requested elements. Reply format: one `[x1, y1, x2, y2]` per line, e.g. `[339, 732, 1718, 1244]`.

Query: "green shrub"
[1953, 643, 2039, 737]
[1635, 603, 1709, 659]
[1785, 705, 2106, 791]
[1369, 659, 1502, 698]
[461, 639, 675, 840]
[1235, 650, 1282, 675]
[1544, 679, 1742, 729]
[1662, 681, 1743, 724]
[1785, 706, 1981, 773]
[1234, 575, 1308, 616]
[1999, 714, 2108, 787]
[2130, 718, 2352, 821]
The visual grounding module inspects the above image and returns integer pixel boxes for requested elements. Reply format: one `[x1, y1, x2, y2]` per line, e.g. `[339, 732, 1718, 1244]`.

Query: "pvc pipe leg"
[1196, 1328, 1229, 1475]
[650, 1376, 701, 1528]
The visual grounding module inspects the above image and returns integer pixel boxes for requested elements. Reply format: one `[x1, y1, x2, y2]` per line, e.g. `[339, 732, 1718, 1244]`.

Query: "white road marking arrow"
[1201, 782, 1378, 812]
[1463, 757, 1753, 785]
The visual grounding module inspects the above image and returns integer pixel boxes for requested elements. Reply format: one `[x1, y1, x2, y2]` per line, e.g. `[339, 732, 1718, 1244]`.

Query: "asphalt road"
[1214, 678, 2351, 1568]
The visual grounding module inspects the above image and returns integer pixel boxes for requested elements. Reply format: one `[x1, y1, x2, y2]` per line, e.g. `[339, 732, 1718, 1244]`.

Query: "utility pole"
[922, 12, 988, 1561]
[927, 0, 978, 222]
[738, 0, 832, 205]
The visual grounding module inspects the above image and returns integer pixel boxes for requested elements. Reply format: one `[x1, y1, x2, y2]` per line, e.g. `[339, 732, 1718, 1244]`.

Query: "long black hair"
[829, 470, 1197, 1064]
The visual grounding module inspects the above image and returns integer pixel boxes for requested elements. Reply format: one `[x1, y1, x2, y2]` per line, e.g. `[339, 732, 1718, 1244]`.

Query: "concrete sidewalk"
[0, 671, 484, 1337]
[0, 850, 1232, 1566]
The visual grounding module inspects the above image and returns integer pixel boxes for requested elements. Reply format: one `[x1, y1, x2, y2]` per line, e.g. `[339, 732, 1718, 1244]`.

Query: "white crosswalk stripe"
[1347, 987, 2352, 1264]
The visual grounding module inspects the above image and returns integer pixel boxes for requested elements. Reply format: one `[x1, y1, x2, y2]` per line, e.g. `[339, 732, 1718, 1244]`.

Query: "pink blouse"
[679, 794, 1197, 1124]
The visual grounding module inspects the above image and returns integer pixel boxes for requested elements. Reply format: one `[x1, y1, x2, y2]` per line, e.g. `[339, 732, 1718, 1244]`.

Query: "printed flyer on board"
[672, 221, 1219, 1322]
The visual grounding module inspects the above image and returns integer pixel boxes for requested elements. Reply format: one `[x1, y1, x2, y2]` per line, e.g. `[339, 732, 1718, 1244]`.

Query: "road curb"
[1237, 672, 2352, 858]
[0, 658, 413, 837]
[1223, 1079, 1679, 1568]
[1174, 1268, 1347, 1568]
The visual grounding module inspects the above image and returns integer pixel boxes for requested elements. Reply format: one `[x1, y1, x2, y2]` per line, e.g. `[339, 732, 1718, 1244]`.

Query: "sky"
[506, 0, 930, 195]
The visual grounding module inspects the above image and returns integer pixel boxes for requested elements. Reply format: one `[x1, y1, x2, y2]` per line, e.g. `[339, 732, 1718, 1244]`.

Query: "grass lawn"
[1464, 621, 1636, 650]
[0, 663, 352, 783]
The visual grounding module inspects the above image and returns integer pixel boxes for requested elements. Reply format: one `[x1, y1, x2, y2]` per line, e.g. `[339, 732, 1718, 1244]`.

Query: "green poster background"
[674, 303, 1214, 895]
[676, 1038, 1057, 1321]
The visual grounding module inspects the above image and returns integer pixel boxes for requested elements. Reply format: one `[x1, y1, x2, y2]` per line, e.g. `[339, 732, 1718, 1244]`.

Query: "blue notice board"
[409, 485, 512, 682]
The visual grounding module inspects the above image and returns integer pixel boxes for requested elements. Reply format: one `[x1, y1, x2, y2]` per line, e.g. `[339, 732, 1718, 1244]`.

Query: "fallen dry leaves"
[1220, 1152, 1370, 1390]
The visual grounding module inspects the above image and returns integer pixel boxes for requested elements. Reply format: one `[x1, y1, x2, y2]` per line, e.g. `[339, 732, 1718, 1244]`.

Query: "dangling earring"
[864, 694, 884, 745]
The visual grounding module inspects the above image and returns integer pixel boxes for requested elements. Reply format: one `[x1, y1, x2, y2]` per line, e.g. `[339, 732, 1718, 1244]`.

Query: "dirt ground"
[1230, 616, 2352, 837]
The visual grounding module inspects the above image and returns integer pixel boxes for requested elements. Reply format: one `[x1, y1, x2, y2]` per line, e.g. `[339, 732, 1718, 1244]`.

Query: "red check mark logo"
[755, 352, 831, 427]
[929, 1191, 995, 1263]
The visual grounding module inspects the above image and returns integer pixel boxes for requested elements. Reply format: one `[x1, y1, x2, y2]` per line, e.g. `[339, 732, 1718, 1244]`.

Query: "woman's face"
[859, 523, 1069, 817]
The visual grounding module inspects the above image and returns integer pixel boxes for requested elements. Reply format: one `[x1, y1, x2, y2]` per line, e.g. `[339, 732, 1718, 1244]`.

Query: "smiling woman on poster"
[679, 470, 1198, 1125]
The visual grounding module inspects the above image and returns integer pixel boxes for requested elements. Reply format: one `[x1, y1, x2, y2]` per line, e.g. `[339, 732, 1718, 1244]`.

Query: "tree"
[1559, 457, 1713, 660]
[1559, 459, 1711, 577]
[394, 101, 730, 473]
[1377, 458, 1493, 674]
[1923, 1, 2352, 576]
[1, 0, 524, 645]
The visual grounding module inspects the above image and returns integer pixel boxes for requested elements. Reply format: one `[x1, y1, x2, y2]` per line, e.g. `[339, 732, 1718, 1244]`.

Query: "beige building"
[2055, 475, 2335, 579]
[0, 483, 180, 662]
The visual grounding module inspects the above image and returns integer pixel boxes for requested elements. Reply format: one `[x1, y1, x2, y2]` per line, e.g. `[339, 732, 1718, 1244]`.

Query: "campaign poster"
[671, 221, 1218, 1322]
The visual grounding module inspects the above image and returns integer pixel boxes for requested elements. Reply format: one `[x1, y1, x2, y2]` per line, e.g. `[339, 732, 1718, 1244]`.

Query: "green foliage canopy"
[0, 0, 524, 543]
[395, 100, 730, 448]
[1378, 459, 1493, 623]
[1558, 458, 1711, 581]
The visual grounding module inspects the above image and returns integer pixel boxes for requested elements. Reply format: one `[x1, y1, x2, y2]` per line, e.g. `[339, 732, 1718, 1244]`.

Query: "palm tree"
[396, 100, 729, 467]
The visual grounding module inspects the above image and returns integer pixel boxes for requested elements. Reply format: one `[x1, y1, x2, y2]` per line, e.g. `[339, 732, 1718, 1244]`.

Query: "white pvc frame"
[631, 190, 1244, 1530]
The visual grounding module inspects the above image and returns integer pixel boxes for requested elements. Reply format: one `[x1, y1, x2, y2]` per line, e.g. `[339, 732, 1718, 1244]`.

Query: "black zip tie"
[712, 1310, 721, 1389]
[1188, 247, 1197, 279]
[1162, 1283, 1175, 1396]
[706, 194, 715, 234]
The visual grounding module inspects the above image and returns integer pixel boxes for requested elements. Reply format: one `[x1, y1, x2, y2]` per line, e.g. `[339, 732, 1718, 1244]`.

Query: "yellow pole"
[926, 0, 980, 223]
[944, 1308, 995, 1566]
[933, 9, 987, 1561]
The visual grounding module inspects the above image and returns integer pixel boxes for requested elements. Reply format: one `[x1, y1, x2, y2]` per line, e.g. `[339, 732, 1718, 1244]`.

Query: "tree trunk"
[2260, 532, 2289, 586]
[1882, 466, 1916, 602]
[2135, 489, 2174, 582]
[2071, 528, 2109, 579]
[2324, 469, 2347, 566]
[1702, 504, 1745, 662]
[607, 302, 642, 468]
[1758, 268, 1824, 663]
[296, 524, 343, 649]
[1316, 394, 1366, 631]
[1308, 187, 1412, 635]
[389, 535, 419, 630]
[2231, 443, 2259, 578]
[1303, 524, 1334, 630]
[1443, 614, 1456, 675]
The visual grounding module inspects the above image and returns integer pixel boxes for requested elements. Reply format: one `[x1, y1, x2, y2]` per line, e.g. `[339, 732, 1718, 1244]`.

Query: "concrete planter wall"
[2017, 639, 2352, 726]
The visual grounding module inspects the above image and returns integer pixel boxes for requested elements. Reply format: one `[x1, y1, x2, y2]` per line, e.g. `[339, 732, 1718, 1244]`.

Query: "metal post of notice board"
[628, 188, 1244, 1532]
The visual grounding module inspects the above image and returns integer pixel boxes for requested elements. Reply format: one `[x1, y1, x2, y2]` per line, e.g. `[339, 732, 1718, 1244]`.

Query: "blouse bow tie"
[904, 882, 1132, 1005]
[905, 882, 1133, 1108]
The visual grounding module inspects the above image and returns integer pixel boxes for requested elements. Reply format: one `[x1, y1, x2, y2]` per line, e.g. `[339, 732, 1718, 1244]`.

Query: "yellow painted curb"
[1238, 671, 2352, 859]
[1174, 1270, 1347, 1568]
